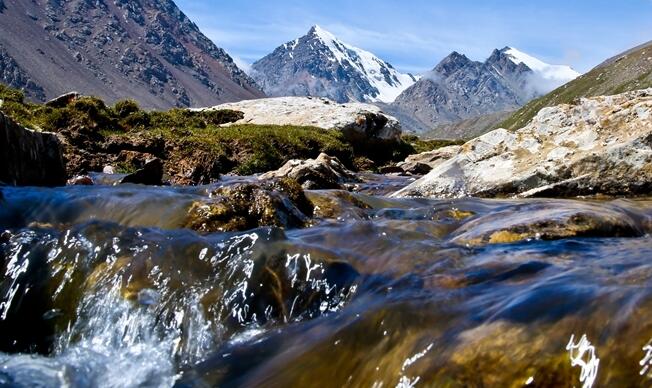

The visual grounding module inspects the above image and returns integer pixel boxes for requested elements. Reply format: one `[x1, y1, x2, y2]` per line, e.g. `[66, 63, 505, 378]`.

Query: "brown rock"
[185, 178, 314, 232]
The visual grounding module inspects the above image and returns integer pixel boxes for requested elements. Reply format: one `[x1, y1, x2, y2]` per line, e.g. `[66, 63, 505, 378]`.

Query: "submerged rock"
[0, 112, 66, 186]
[185, 178, 314, 232]
[259, 153, 357, 190]
[119, 158, 164, 186]
[202, 96, 402, 142]
[393, 89, 652, 198]
[450, 200, 644, 246]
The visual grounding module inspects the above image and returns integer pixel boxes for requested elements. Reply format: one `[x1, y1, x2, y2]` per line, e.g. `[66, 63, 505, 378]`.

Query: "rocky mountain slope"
[0, 0, 263, 109]
[250, 25, 416, 103]
[392, 47, 579, 137]
[500, 41, 652, 130]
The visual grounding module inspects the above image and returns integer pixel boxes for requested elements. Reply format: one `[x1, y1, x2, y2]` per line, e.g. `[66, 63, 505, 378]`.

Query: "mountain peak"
[309, 25, 337, 43]
[501, 47, 581, 87]
[435, 51, 475, 75]
[252, 27, 416, 103]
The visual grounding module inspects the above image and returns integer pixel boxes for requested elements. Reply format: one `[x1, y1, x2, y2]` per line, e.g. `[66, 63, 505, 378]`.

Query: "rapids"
[0, 176, 651, 387]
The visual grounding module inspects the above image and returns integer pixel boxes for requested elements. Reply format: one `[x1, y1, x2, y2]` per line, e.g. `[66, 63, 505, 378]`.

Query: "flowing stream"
[0, 176, 651, 387]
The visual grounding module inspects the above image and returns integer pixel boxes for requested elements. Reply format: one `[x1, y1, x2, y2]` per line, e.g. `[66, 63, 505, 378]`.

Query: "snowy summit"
[251, 25, 417, 103]
[502, 47, 581, 89]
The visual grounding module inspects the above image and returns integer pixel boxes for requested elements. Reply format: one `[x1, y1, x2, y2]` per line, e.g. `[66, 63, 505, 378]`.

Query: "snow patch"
[310, 25, 415, 103]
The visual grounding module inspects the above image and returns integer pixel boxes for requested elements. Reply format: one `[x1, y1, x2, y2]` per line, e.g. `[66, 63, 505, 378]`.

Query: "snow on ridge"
[503, 47, 581, 86]
[308, 25, 415, 103]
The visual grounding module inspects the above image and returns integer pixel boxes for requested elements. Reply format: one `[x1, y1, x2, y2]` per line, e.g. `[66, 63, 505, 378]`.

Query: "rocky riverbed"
[0, 177, 651, 387]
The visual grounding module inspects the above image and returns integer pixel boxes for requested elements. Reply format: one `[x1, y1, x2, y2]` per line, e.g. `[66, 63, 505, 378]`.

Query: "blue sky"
[176, 0, 652, 74]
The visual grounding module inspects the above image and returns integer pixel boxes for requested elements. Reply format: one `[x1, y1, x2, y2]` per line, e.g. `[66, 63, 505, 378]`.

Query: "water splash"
[566, 334, 600, 388]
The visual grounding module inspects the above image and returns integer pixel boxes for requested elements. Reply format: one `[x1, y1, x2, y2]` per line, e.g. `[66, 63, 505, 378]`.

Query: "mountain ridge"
[390, 46, 580, 137]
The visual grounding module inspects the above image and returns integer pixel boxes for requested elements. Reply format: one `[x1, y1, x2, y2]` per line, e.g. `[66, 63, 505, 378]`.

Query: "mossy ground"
[0, 84, 456, 177]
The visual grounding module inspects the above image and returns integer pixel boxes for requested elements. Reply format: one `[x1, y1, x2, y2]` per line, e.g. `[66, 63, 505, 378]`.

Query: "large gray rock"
[259, 153, 356, 190]
[203, 96, 402, 142]
[0, 112, 66, 186]
[393, 89, 652, 198]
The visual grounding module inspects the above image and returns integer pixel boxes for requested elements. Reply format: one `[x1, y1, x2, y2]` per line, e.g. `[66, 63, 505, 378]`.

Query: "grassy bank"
[0, 84, 453, 179]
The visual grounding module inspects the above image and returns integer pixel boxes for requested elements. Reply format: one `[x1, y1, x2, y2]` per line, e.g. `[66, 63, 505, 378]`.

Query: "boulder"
[259, 153, 356, 190]
[201, 96, 402, 142]
[0, 112, 67, 186]
[393, 89, 652, 198]
[119, 158, 163, 185]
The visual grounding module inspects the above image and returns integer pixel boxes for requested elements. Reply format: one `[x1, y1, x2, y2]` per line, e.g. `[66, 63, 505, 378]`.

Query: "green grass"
[143, 124, 353, 175]
[0, 83, 445, 176]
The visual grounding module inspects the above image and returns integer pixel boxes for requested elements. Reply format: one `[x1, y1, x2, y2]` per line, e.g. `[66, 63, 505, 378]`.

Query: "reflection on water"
[0, 178, 651, 387]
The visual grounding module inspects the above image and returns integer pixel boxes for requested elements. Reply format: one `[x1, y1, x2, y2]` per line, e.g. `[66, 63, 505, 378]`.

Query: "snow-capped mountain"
[250, 25, 417, 103]
[391, 47, 581, 136]
[502, 47, 580, 91]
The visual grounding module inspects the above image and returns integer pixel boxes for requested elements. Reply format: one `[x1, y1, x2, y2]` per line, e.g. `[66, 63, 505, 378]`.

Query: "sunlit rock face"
[394, 88, 652, 198]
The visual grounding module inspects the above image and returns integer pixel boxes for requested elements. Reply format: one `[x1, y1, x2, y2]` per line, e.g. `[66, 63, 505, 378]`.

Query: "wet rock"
[45, 91, 81, 108]
[185, 178, 314, 232]
[203, 96, 402, 142]
[259, 153, 356, 190]
[67, 175, 94, 186]
[450, 201, 643, 246]
[0, 112, 67, 186]
[119, 158, 163, 185]
[394, 89, 652, 198]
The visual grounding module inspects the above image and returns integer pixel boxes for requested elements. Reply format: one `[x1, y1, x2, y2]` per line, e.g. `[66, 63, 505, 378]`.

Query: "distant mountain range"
[250, 26, 580, 136]
[390, 47, 580, 137]
[0, 0, 263, 109]
[250, 25, 417, 103]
